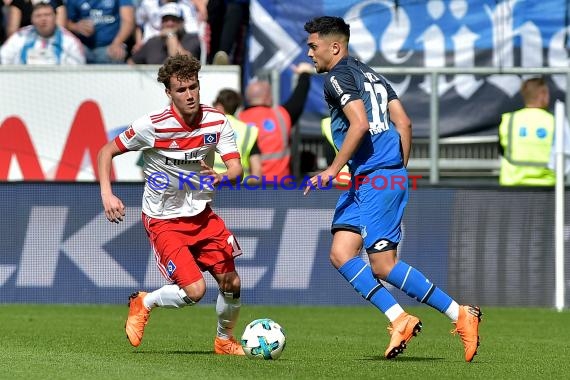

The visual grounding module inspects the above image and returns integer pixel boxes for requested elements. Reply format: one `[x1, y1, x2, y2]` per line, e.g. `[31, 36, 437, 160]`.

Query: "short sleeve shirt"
[323, 56, 403, 175]
[66, 0, 135, 48]
[115, 104, 240, 218]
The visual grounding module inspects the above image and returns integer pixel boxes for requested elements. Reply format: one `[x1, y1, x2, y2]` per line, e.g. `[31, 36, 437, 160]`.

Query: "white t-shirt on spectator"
[0, 25, 85, 65]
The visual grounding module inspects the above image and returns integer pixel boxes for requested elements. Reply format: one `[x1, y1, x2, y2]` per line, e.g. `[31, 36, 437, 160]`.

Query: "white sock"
[385, 304, 406, 322]
[216, 290, 241, 339]
[143, 284, 194, 309]
[444, 301, 460, 321]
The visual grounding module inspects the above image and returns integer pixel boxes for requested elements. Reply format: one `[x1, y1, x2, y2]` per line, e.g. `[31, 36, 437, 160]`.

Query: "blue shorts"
[331, 168, 408, 252]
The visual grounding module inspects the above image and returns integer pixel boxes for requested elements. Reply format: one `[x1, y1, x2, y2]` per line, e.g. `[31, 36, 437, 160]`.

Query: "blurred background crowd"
[0, 0, 249, 66]
[0, 0, 565, 186]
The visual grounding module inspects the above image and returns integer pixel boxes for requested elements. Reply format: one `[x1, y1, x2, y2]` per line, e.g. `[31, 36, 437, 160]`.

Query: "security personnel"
[240, 62, 314, 180]
[321, 116, 349, 183]
[239, 85, 291, 180]
[498, 77, 555, 186]
[213, 89, 261, 181]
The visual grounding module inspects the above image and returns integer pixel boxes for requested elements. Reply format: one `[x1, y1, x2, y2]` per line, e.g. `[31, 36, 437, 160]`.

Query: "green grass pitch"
[1, 305, 569, 379]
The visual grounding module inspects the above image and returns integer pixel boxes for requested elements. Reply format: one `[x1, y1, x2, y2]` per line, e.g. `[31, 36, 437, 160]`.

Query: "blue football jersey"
[323, 56, 403, 175]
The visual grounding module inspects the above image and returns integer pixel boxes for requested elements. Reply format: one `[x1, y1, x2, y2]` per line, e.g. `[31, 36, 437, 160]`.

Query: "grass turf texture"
[1, 305, 569, 379]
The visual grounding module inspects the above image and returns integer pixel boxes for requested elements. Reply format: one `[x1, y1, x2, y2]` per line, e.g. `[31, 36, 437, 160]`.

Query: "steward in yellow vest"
[321, 117, 349, 182]
[498, 77, 555, 186]
[213, 89, 261, 183]
[214, 114, 259, 177]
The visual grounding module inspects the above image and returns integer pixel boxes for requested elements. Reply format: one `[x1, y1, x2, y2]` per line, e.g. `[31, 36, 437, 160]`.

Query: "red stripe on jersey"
[114, 136, 128, 152]
[200, 120, 224, 128]
[203, 106, 223, 115]
[169, 105, 202, 131]
[154, 127, 187, 133]
[160, 105, 226, 132]
[154, 132, 220, 149]
[150, 109, 171, 121]
[151, 114, 174, 124]
[221, 152, 240, 161]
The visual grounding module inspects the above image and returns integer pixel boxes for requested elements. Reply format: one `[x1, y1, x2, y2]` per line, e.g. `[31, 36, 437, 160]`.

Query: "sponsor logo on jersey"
[124, 126, 135, 140]
[164, 157, 200, 165]
[185, 151, 199, 160]
[330, 76, 343, 95]
[203, 133, 217, 145]
[166, 260, 176, 276]
[169, 141, 179, 149]
[340, 94, 351, 106]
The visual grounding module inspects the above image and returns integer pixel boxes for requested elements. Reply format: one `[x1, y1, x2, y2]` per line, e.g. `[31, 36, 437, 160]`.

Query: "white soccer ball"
[240, 318, 287, 360]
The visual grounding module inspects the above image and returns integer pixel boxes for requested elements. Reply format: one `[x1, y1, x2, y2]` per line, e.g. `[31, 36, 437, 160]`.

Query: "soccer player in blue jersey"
[303, 16, 481, 362]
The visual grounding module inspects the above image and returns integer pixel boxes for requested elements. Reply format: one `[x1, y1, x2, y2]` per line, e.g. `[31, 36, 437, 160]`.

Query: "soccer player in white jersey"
[97, 54, 245, 355]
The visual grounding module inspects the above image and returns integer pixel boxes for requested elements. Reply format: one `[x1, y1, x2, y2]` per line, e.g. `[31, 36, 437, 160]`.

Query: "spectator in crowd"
[133, 0, 206, 56]
[1, 2, 85, 64]
[212, 88, 261, 183]
[1, 0, 11, 45]
[6, 0, 66, 38]
[128, 2, 200, 64]
[66, 0, 135, 64]
[207, 0, 249, 65]
[239, 62, 313, 181]
[498, 76, 555, 186]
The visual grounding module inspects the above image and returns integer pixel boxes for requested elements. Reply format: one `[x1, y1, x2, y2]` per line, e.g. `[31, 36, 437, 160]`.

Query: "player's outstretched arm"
[97, 141, 126, 223]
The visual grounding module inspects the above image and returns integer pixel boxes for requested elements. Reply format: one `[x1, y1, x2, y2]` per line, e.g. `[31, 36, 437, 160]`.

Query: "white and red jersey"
[115, 104, 240, 219]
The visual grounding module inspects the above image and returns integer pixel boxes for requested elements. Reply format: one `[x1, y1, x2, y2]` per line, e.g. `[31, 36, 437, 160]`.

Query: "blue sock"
[338, 257, 398, 313]
[385, 261, 453, 313]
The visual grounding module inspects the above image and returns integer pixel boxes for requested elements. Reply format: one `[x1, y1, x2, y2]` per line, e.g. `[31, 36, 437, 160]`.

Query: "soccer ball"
[240, 318, 286, 360]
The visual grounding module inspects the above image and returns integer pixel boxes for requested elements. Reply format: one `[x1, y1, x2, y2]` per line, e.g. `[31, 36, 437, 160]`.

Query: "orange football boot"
[452, 305, 482, 362]
[214, 336, 245, 355]
[384, 312, 422, 359]
[125, 291, 150, 347]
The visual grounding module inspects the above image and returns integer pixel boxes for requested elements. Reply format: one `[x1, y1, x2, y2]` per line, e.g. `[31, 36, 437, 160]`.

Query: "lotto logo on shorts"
[203, 133, 218, 145]
[166, 260, 176, 276]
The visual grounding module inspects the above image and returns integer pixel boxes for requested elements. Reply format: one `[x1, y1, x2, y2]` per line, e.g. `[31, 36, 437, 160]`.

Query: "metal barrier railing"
[284, 67, 570, 183]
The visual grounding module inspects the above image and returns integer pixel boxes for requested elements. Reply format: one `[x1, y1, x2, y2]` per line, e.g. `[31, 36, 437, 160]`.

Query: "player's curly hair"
[304, 16, 350, 41]
[157, 54, 201, 89]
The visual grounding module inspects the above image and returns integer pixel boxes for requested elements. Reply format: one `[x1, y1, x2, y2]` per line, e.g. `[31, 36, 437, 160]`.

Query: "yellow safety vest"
[321, 117, 335, 150]
[498, 108, 555, 186]
[321, 117, 349, 176]
[214, 114, 259, 179]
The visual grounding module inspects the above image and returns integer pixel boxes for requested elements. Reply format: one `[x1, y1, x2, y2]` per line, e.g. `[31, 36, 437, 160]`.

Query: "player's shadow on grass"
[133, 350, 213, 355]
[363, 355, 445, 361]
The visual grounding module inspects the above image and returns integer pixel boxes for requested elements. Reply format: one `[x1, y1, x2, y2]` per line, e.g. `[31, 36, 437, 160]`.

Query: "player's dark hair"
[214, 89, 242, 115]
[32, 2, 55, 13]
[304, 16, 350, 41]
[157, 54, 201, 89]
